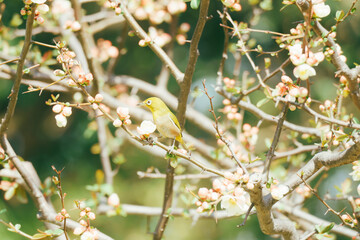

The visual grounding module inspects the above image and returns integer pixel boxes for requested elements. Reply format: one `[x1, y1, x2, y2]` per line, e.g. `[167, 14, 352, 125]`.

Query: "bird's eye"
[146, 100, 152, 105]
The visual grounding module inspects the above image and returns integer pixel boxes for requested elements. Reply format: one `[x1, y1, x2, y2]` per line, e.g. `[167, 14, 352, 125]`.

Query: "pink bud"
[95, 94, 103, 102]
[123, 119, 131, 125]
[37, 17, 44, 24]
[87, 212, 96, 220]
[108, 193, 120, 207]
[79, 211, 86, 217]
[212, 179, 222, 191]
[116, 107, 129, 120]
[198, 188, 209, 199]
[113, 119, 122, 127]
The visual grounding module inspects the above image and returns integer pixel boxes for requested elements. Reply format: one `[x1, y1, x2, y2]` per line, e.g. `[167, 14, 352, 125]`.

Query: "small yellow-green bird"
[138, 97, 188, 151]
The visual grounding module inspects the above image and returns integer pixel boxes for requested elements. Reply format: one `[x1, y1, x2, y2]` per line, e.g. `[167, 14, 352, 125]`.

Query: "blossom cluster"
[195, 168, 252, 216]
[125, 0, 187, 25]
[272, 75, 311, 111]
[65, 20, 81, 32]
[73, 205, 99, 240]
[350, 161, 360, 181]
[288, 40, 325, 81]
[52, 104, 72, 128]
[21, 0, 49, 24]
[55, 208, 70, 222]
[113, 107, 131, 127]
[221, 0, 242, 11]
[91, 38, 119, 62]
[239, 123, 259, 152]
[222, 99, 242, 121]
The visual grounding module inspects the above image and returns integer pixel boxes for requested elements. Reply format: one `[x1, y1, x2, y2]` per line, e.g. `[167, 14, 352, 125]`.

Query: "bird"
[138, 97, 189, 152]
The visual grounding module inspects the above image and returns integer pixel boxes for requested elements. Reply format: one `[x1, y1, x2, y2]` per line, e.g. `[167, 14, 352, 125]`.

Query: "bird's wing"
[167, 113, 181, 135]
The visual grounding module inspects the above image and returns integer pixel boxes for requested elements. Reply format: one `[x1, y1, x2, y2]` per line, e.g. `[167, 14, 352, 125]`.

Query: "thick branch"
[0, 5, 36, 135]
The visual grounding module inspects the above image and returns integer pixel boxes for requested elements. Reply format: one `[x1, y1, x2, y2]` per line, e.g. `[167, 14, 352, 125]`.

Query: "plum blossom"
[220, 192, 250, 216]
[32, 0, 47, 4]
[137, 120, 156, 137]
[293, 63, 316, 80]
[313, 2, 330, 18]
[271, 184, 289, 200]
[80, 229, 99, 240]
[55, 114, 67, 128]
[350, 161, 360, 181]
[108, 193, 120, 207]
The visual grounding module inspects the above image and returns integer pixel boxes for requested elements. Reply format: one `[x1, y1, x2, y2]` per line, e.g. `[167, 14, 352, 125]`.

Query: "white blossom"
[220, 193, 250, 216]
[293, 63, 316, 80]
[271, 184, 289, 200]
[55, 114, 67, 128]
[313, 2, 330, 18]
[137, 120, 156, 135]
[32, 0, 47, 4]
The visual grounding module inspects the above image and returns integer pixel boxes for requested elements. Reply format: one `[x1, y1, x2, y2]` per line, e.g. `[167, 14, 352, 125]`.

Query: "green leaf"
[100, 183, 114, 195]
[45, 228, 64, 235]
[10, 14, 23, 27]
[335, 10, 344, 21]
[190, 0, 200, 9]
[85, 184, 100, 192]
[170, 157, 178, 168]
[315, 222, 335, 234]
[15, 186, 28, 204]
[4, 186, 16, 200]
[0, 209, 7, 215]
[31, 233, 51, 239]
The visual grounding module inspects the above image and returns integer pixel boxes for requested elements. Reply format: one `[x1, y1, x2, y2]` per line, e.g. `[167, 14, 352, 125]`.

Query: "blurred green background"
[1, 0, 360, 239]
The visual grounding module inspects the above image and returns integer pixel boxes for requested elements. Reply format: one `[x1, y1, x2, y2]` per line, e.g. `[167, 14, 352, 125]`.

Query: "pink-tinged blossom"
[198, 188, 209, 199]
[113, 119, 122, 128]
[116, 107, 130, 120]
[87, 212, 96, 220]
[271, 184, 289, 200]
[108, 193, 120, 207]
[94, 94, 103, 102]
[80, 229, 99, 240]
[167, 1, 187, 15]
[37, 17, 45, 24]
[350, 161, 360, 181]
[293, 63, 316, 80]
[73, 226, 86, 235]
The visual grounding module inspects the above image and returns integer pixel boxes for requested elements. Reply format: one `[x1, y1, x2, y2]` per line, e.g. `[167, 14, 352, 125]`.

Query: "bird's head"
[138, 97, 166, 112]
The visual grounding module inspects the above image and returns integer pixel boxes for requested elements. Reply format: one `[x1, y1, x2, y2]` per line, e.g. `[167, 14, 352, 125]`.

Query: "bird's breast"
[155, 114, 181, 139]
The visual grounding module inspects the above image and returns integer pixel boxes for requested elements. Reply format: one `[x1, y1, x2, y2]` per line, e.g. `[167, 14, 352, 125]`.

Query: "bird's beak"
[137, 102, 145, 107]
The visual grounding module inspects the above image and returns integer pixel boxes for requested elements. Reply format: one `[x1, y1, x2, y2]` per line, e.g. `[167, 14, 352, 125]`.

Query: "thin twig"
[119, 0, 184, 83]
[202, 80, 248, 174]
[298, 174, 354, 228]
[263, 103, 289, 180]
[0, 58, 20, 66]
[52, 166, 70, 240]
